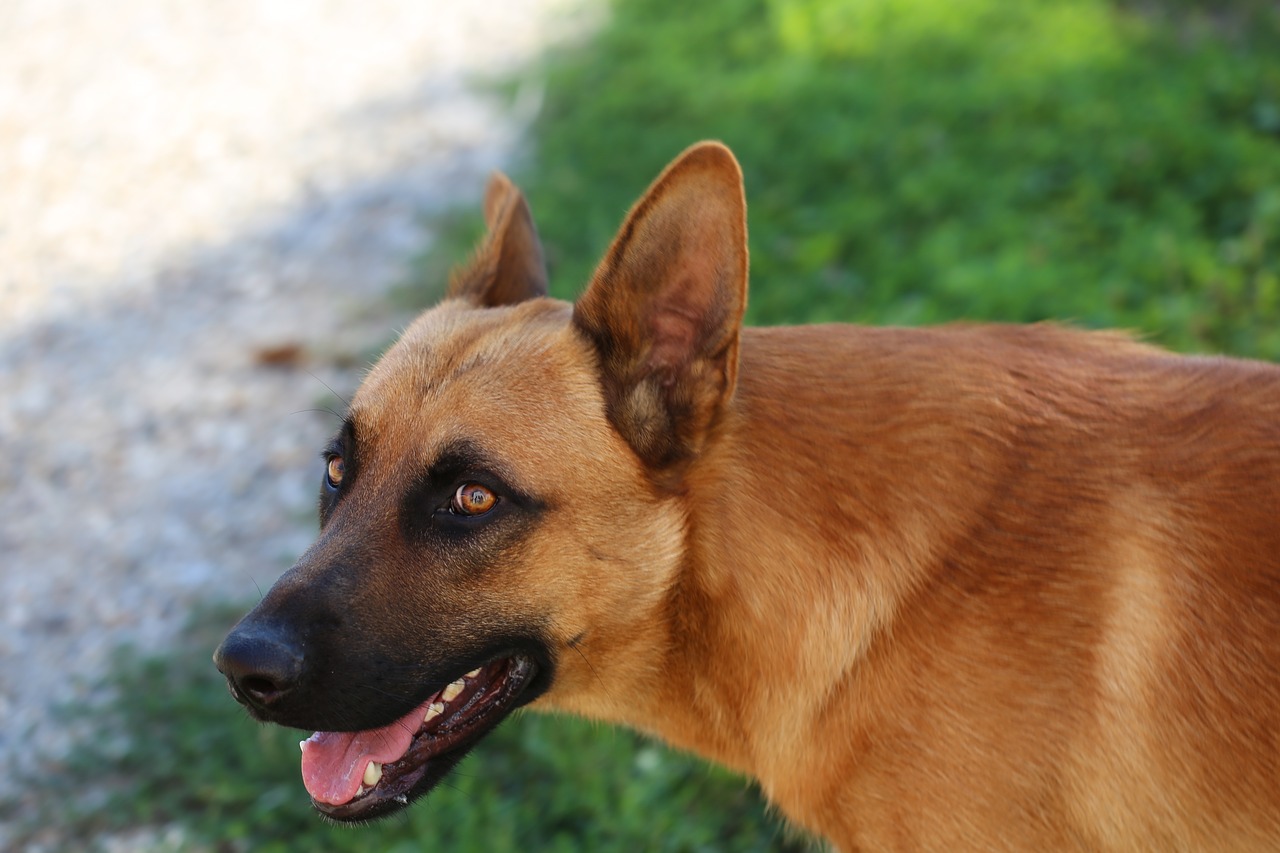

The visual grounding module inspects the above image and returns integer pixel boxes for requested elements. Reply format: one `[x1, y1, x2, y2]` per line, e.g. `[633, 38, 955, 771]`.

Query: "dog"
[215, 141, 1280, 850]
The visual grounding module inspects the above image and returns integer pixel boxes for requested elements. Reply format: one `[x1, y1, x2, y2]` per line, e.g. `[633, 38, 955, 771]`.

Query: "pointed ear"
[449, 172, 549, 307]
[573, 141, 748, 472]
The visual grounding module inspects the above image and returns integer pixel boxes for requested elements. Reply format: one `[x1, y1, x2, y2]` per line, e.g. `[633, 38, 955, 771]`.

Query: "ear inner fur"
[448, 172, 549, 308]
[573, 141, 749, 471]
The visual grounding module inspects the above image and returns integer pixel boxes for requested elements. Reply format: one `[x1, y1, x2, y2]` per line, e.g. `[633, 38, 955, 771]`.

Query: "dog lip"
[311, 653, 539, 821]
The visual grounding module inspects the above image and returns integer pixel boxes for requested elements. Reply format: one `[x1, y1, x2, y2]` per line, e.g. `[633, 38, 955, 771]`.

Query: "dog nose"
[213, 626, 304, 710]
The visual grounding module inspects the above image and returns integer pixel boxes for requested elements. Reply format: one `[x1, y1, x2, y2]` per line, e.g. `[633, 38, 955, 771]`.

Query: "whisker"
[291, 406, 346, 421]
[569, 636, 609, 697]
[305, 369, 352, 410]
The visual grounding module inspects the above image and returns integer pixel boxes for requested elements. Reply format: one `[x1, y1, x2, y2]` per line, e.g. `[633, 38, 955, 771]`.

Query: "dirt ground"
[0, 0, 581, 819]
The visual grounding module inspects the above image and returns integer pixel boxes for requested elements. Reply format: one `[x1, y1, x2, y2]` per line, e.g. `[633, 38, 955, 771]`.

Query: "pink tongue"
[300, 698, 433, 805]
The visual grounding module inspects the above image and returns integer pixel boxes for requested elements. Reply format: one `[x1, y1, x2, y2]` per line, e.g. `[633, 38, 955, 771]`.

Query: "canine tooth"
[363, 761, 383, 787]
[424, 701, 445, 723]
[442, 679, 464, 702]
[357, 785, 368, 797]
[465, 667, 481, 678]
[299, 740, 307, 752]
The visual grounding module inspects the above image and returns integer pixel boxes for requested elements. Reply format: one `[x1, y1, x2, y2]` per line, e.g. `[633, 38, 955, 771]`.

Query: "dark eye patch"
[399, 440, 545, 559]
[318, 417, 359, 526]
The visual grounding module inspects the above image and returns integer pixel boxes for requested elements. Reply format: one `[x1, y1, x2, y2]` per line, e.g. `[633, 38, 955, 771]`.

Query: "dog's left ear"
[449, 173, 549, 307]
[573, 141, 748, 472]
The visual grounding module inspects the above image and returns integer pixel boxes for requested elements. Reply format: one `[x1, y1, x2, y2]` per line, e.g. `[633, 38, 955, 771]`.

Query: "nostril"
[241, 675, 286, 704]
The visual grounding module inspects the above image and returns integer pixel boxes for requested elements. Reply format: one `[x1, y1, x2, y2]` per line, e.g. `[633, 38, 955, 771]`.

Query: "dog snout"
[213, 625, 305, 712]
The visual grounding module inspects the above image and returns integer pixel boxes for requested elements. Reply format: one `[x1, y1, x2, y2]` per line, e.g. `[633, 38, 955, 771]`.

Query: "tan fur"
[316, 143, 1280, 849]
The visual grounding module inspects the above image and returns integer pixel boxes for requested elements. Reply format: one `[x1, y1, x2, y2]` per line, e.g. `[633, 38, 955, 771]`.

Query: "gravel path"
[0, 0, 580, 816]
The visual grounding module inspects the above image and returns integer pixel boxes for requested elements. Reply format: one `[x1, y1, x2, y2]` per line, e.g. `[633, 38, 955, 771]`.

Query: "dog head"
[214, 142, 748, 820]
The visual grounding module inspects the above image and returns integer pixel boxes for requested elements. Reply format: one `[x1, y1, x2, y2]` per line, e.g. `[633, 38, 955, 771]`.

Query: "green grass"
[421, 0, 1280, 359]
[8, 604, 803, 852]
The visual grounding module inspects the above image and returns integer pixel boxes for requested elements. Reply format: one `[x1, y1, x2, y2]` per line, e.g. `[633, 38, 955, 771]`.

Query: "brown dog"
[215, 142, 1280, 850]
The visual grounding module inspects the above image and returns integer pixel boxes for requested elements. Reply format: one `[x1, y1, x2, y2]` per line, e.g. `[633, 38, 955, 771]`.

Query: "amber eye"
[325, 456, 345, 488]
[451, 483, 496, 516]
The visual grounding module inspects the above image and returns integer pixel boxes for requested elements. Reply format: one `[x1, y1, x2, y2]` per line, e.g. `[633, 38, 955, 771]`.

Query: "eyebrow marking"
[422, 439, 534, 501]
[324, 416, 357, 454]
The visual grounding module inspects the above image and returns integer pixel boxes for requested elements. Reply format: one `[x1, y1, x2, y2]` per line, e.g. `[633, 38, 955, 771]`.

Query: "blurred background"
[2, 0, 1277, 850]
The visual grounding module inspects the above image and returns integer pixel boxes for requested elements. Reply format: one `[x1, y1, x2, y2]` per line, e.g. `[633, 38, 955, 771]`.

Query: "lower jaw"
[313, 653, 543, 820]
[315, 749, 463, 821]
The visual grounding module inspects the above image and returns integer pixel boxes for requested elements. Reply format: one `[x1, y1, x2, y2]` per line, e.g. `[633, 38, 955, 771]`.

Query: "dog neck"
[618, 325, 1003, 813]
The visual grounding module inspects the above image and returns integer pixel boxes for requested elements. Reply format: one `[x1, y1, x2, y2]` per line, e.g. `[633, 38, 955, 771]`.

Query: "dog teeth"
[363, 761, 383, 787]
[424, 701, 445, 723]
[442, 679, 465, 702]
[465, 667, 481, 678]
[299, 740, 307, 752]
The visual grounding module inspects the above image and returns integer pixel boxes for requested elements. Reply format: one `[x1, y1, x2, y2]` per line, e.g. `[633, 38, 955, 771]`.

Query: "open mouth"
[300, 654, 537, 821]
